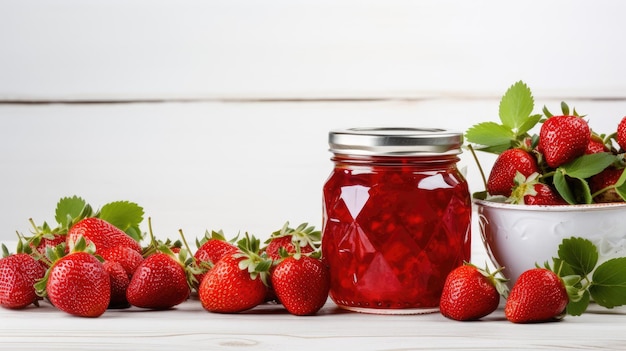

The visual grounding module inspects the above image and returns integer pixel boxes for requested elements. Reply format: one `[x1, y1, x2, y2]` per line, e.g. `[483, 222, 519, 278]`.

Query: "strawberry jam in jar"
[322, 128, 471, 314]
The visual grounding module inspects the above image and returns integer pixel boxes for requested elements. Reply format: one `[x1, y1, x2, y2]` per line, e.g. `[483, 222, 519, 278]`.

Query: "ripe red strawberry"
[589, 167, 626, 203]
[103, 260, 130, 309]
[126, 252, 191, 310]
[199, 254, 268, 313]
[538, 115, 590, 168]
[617, 116, 626, 151]
[487, 148, 539, 197]
[270, 254, 330, 316]
[504, 268, 568, 323]
[198, 235, 270, 314]
[0, 253, 46, 309]
[99, 245, 144, 277]
[67, 217, 141, 254]
[44, 251, 111, 317]
[439, 264, 507, 321]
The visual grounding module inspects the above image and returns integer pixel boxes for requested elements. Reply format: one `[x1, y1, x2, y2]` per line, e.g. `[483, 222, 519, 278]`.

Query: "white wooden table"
[2, 294, 625, 350]
[2, 234, 626, 351]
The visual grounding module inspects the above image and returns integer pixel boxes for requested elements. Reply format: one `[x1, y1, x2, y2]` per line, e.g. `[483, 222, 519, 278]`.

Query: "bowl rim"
[473, 198, 626, 212]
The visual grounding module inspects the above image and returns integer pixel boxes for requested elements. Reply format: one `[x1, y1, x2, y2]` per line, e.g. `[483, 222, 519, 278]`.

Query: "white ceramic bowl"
[475, 199, 626, 286]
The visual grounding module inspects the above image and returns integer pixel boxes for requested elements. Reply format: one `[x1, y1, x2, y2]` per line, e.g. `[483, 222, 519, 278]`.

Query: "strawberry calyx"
[540, 260, 584, 305]
[542, 101, 585, 119]
[176, 229, 207, 289]
[235, 233, 272, 287]
[264, 222, 321, 252]
[466, 262, 510, 298]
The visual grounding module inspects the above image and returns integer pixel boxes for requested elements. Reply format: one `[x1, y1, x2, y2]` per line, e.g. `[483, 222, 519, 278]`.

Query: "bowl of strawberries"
[467, 81, 626, 286]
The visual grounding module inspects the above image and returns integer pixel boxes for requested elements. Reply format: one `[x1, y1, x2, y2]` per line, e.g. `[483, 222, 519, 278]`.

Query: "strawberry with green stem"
[486, 148, 539, 197]
[505, 237, 626, 323]
[505, 265, 571, 323]
[270, 245, 330, 316]
[0, 242, 47, 309]
[439, 263, 508, 321]
[199, 233, 271, 313]
[126, 218, 193, 310]
[35, 236, 111, 318]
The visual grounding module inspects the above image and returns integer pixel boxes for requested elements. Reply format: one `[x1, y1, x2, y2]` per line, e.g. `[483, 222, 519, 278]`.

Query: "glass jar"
[322, 127, 471, 314]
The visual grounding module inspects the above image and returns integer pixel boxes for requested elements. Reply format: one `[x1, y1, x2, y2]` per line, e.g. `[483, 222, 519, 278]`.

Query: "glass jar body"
[321, 155, 471, 314]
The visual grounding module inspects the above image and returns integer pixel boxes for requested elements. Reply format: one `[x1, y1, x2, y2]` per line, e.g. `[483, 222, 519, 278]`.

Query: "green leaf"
[590, 257, 626, 308]
[517, 114, 542, 136]
[557, 237, 598, 277]
[559, 153, 616, 179]
[553, 170, 576, 204]
[567, 290, 590, 316]
[499, 81, 534, 131]
[473, 144, 513, 154]
[98, 201, 144, 234]
[55, 196, 87, 228]
[125, 225, 143, 242]
[465, 122, 515, 148]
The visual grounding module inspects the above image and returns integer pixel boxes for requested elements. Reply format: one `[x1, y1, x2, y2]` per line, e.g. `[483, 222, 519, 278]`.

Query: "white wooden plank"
[2, 98, 626, 245]
[1, 0, 626, 100]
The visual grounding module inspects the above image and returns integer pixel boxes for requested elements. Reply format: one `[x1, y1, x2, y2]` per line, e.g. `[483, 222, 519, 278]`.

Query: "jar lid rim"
[328, 127, 463, 156]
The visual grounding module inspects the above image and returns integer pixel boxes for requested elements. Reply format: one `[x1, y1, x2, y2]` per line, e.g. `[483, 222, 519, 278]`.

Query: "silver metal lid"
[328, 127, 463, 156]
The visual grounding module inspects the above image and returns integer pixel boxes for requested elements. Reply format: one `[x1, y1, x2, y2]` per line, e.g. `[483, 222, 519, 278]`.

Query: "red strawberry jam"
[322, 128, 471, 314]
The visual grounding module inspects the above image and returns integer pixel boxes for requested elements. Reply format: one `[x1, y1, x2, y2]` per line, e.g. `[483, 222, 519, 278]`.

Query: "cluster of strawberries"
[485, 113, 626, 205]
[467, 81, 626, 205]
[0, 198, 329, 318]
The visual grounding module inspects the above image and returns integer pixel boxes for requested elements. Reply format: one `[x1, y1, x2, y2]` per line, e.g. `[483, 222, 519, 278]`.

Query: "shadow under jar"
[322, 127, 471, 314]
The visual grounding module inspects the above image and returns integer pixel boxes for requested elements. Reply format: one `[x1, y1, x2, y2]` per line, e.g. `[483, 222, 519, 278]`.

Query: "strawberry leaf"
[566, 290, 590, 316]
[55, 196, 87, 228]
[558, 153, 616, 179]
[517, 114, 542, 136]
[465, 122, 514, 149]
[499, 80, 535, 131]
[589, 257, 626, 308]
[97, 201, 144, 238]
[553, 171, 576, 205]
[557, 237, 598, 277]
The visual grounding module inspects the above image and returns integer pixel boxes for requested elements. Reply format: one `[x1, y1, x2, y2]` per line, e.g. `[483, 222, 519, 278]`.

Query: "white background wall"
[2, 0, 626, 244]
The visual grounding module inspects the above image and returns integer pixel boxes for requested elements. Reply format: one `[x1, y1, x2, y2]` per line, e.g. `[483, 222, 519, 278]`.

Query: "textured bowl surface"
[475, 199, 626, 286]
